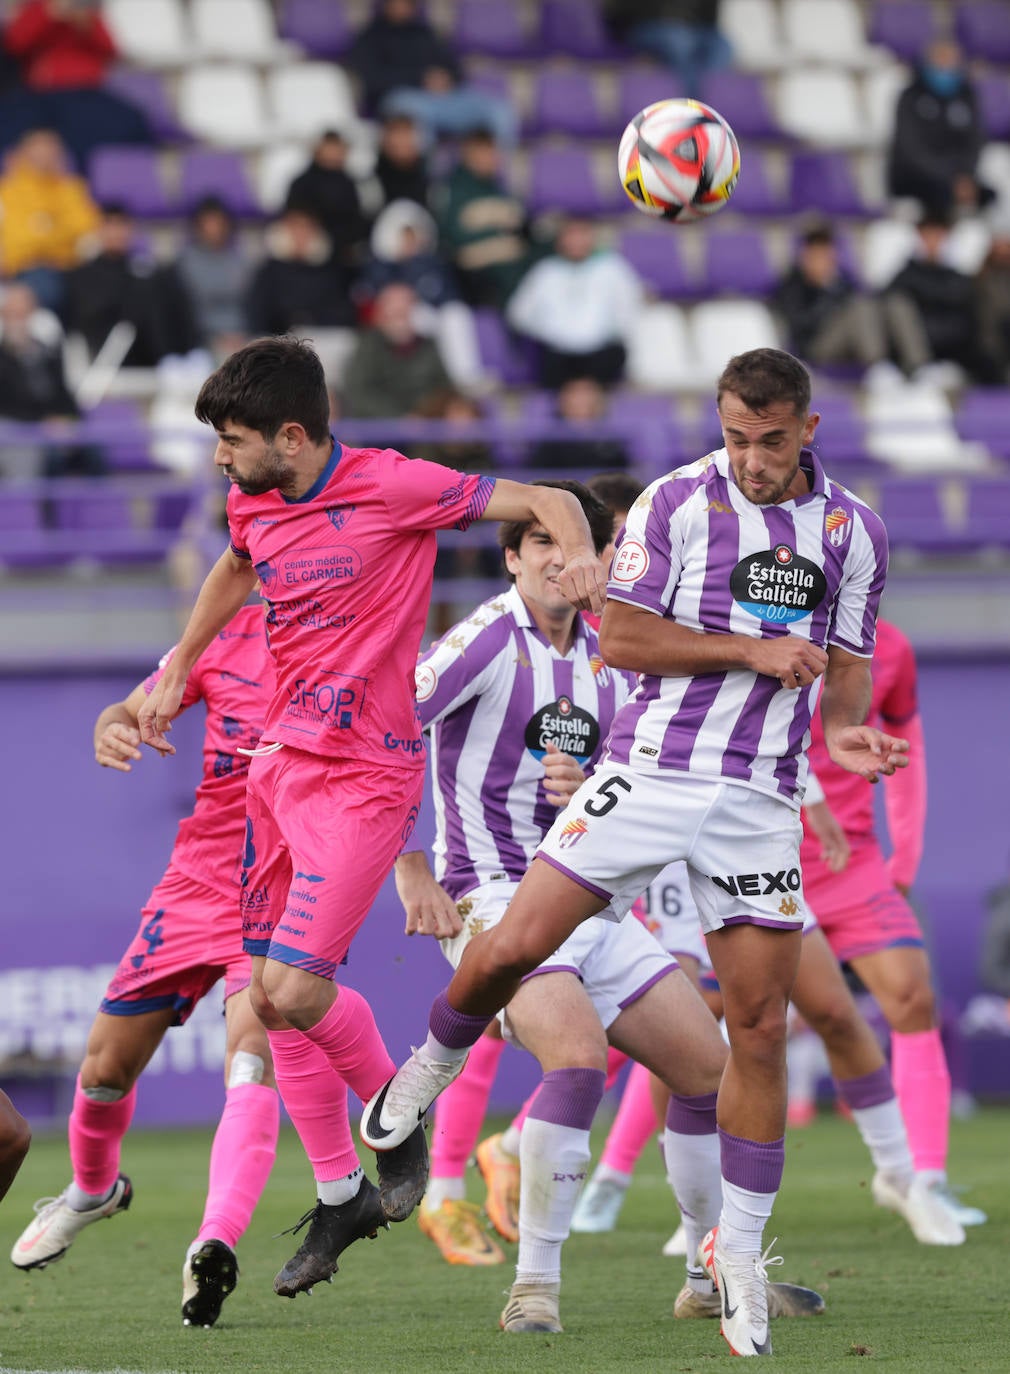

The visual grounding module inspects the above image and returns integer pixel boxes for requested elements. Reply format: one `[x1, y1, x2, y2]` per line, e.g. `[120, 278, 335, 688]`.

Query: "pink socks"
[891, 1027, 951, 1173]
[195, 1083, 279, 1249]
[68, 1078, 137, 1196]
[267, 1026, 359, 1181]
[431, 1033, 505, 1178]
[600, 1061, 661, 1175]
[303, 986, 395, 1104]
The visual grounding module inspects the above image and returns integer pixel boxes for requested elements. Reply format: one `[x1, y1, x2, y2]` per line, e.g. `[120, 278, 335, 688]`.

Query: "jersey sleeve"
[827, 507, 888, 657]
[878, 626, 919, 725]
[226, 486, 251, 560]
[379, 449, 496, 532]
[415, 606, 511, 728]
[142, 645, 204, 711]
[606, 479, 684, 615]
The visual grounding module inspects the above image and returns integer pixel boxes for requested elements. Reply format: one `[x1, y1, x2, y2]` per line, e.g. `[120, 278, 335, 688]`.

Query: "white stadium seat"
[781, 0, 886, 69]
[864, 62, 909, 148]
[626, 303, 698, 390]
[178, 64, 269, 149]
[265, 64, 359, 142]
[689, 301, 781, 388]
[191, 0, 280, 63]
[861, 218, 918, 288]
[104, 0, 190, 66]
[256, 142, 312, 214]
[719, 0, 785, 71]
[776, 69, 864, 146]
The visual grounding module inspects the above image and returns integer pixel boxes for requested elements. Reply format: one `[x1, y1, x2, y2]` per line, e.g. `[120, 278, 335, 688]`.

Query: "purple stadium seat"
[698, 71, 781, 141]
[729, 147, 786, 216]
[526, 145, 622, 216]
[788, 151, 874, 218]
[474, 309, 536, 387]
[867, 2, 937, 61]
[978, 75, 1010, 140]
[278, 0, 351, 57]
[954, 388, 1010, 459]
[179, 149, 262, 218]
[527, 69, 609, 138]
[618, 228, 698, 299]
[616, 66, 685, 131]
[88, 146, 175, 218]
[80, 400, 154, 472]
[701, 229, 777, 296]
[155, 490, 196, 529]
[0, 492, 41, 531]
[466, 65, 514, 103]
[454, 0, 531, 57]
[955, 2, 1010, 61]
[966, 478, 1010, 544]
[876, 478, 962, 553]
[539, 0, 624, 59]
[104, 68, 189, 142]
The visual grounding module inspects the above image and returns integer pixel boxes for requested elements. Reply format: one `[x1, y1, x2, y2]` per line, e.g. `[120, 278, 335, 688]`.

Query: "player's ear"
[504, 544, 521, 578]
[803, 411, 820, 445]
[280, 421, 307, 454]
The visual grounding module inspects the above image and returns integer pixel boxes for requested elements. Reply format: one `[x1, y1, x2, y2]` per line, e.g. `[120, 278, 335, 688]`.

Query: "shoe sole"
[12, 1177, 132, 1272]
[376, 1124, 429, 1222]
[182, 1242, 238, 1328]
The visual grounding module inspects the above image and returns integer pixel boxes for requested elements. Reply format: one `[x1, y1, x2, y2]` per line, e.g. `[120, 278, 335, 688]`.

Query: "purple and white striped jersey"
[415, 585, 631, 900]
[604, 447, 888, 808]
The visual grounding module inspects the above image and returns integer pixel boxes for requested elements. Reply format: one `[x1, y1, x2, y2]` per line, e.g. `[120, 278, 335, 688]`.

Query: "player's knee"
[887, 980, 936, 1031]
[726, 1001, 789, 1060]
[803, 999, 859, 1051]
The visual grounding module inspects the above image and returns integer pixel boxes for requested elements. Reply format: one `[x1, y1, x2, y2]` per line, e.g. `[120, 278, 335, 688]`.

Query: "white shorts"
[538, 767, 808, 935]
[440, 881, 677, 1047]
[640, 861, 711, 967]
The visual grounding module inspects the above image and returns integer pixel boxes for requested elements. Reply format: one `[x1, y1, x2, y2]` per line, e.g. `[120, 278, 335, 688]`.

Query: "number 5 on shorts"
[584, 775, 633, 818]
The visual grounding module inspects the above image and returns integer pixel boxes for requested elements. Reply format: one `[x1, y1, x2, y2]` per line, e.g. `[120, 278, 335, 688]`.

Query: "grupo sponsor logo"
[729, 545, 827, 624]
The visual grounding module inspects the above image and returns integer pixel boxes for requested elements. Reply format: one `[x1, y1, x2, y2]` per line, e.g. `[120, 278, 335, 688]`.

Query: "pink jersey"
[143, 604, 273, 896]
[227, 444, 494, 766]
[802, 619, 920, 862]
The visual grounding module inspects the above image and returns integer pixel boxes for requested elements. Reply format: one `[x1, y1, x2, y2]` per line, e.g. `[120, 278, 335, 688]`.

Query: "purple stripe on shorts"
[428, 990, 492, 1050]
[719, 913, 804, 930]
[834, 1064, 895, 1111]
[527, 1067, 606, 1131]
[617, 962, 677, 1011]
[719, 1126, 785, 1195]
[537, 852, 613, 904]
[521, 963, 581, 984]
[667, 1090, 719, 1136]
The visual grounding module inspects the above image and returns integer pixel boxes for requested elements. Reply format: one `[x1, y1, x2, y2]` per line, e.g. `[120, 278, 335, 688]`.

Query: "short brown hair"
[716, 348, 811, 417]
[497, 479, 612, 583]
[586, 472, 644, 519]
[195, 336, 330, 444]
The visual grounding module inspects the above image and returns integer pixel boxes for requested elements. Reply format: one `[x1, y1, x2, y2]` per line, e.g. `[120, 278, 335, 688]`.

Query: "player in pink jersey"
[802, 619, 985, 1228]
[11, 606, 280, 1328]
[136, 337, 606, 1301]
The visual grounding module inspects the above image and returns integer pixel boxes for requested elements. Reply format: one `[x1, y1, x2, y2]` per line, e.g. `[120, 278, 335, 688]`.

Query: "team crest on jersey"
[325, 503, 355, 532]
[558, 817, 589, 849]
[611, 539, 650, 585]
[825, 506, 852, 547]
[729, 546, 827, 625]
[589, 653, 611, 685]
[254, 559, 276, 590]
[415, 663, 437, 702]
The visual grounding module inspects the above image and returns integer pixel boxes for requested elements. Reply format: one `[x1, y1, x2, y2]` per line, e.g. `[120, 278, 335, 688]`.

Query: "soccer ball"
[618, 98, 740, 222]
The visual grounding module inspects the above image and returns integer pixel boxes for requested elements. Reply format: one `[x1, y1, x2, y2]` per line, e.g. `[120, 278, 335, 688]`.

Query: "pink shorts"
[804, 839, 924, 965]
[101, 865, 249, 1025]
[240, 746, 423, 979]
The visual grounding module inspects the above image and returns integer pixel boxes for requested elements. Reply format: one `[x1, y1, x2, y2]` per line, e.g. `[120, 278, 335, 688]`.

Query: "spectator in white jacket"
[505, 217, 644, 389]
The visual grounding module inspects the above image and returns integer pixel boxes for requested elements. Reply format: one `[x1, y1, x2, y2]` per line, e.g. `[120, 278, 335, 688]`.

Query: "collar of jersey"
[281, 435, 340, 504]
[507, 583, 585, 651]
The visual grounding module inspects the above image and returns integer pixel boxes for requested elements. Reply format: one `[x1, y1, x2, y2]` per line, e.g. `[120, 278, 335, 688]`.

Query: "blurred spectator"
[357, 199, 455, 310]
[174, 196, 253, 359]
[0, 280, 104, 477]
[884, 212, 1000, 385]
[0, 127, 99, 310]
[284, 130, 369, 269]
[64, 203, 193, 366]
[887, 39, 994, 214]
[976, 230, 1010, 384]
[505, 216, 643, 390]
[347, 0, 516, 149]
[373, 113, 430, 212]
[342, 281, 452, 418]
[411, 387, 492, 469]
[528, 377, 631, 471]
[771, 224, 928, 378]
[245, 206, 355, 338]
[436, 129, 536, 310]
[603, 1, 731, 97]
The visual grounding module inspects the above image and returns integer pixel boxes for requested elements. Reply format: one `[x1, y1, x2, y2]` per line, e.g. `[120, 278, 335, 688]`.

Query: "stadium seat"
[966, 478, 1010, 545]
[978, 75, 1010, 141]
[729, 147, 787, 216]
[789, 151, 874, 217]
[538, 0, 624, 60]
[178, 149, 262, 217]
[278, 0, 352, 58]
[0, 492, 41, 532]
[266, 64, 359, 142]
[80, 399, 155, 472]
[865, 383, 968, 470]
[88, 146, 175, 218]
[955, 389, 1010, 461]
[781, 0, 885, 67]
[616, 66, 685, 131]
[618, 228, 698, 299]
[875, 477, 964, 552]
[955, 2, 1010, 63]
[701, 229, 778, 296]
[626, 302, 697, 389]
[526, 146, 622, 217]
[719, 0, 785, 70]
[103, 69, 189, 142]
[454, 1, 532, 58]
[689, 300, 780, 386]
[697, 71, 782, 141]
[776, 69, 864, 146]
[474, 310, 537, 387]
[527, 68, 610, 139]
[104, 0, 190, 66]
[864, 63, 908, 149]
[256, 142, 312, 214]
[860, 217, 917, 288]
[191, 0, 280, 63]
[178, 65, 269, 148]
[867, 2, 938, 62]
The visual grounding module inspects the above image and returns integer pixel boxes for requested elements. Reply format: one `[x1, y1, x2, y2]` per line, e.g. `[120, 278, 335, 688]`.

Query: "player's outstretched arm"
[394, 850, 464, 940]
[94, 682, 149, 772]
[481, 478, 607, 613]
[820, 645, 909, 784]
[600, 601, 828, 688]
[138, 550, 256, 755]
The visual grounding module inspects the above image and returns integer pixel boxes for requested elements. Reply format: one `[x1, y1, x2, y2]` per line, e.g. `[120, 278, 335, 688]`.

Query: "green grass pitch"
[1, 1107, 1005, 1373]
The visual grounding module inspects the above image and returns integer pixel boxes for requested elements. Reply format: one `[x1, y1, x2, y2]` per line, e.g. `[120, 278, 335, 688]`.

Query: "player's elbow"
[598, 621, 636, 671]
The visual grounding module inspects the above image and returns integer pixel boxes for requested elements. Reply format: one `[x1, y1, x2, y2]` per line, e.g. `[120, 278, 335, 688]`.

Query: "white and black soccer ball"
[618, 98, 741, 222]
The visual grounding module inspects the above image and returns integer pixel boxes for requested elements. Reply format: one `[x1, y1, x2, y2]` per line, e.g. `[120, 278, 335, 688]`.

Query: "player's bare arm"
[394, 850, 464, 940]
[138, 550, 257, 755]
[820, 646, 910, 783]
[94, 682, 150, 772]
[482, 479, 607, 613]
[600, 601, 828, 688]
